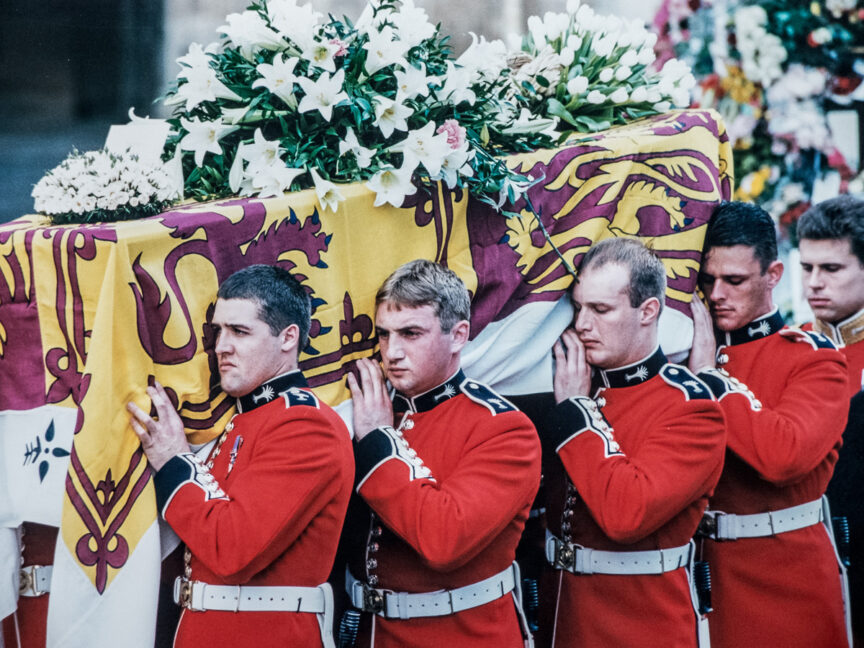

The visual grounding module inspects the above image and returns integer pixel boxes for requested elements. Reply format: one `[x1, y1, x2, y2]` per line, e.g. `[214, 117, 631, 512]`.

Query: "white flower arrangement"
[163, 0, 556, 213]
[512, 0, 696, 133]
[32, 149, 181, 224]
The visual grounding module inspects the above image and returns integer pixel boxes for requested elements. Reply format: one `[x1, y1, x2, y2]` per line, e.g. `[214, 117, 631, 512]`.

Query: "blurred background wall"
[0, 0, 660, 222]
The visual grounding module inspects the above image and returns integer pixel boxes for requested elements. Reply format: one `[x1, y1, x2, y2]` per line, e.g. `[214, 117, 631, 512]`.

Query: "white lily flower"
[366, 165, 417, 208]
[339, 127, 375, 169]
[591, 34, 615, 58]
[637, 47, 656, 66]
[527, 15, 546, 46]
[392, 122, 451, 177]
[436, 146, 473, 189]
[630, 86, 649, 103]
[250, 162, 306, 198]
[364, 27, 410, 75]
[219, 11, 285, 60]
[171, 65, 242, 111]
[176, 42, 219, 79]
[253, 55, 300, 105]
[374, 96, 413, 139]
[229, 143, 249, 194]
[394, 64, 431, 101]
[436, 62, 476, 106]
[309, 168, 345, 212]
[268, 0, 322, 51]
[355, 3, 392, 35]
[302, 38, 340, 72]
[456, 34, 508, 82]
[179, 117, 236, 167]
[542, 12, 568, 42]
[610, 87, 629, 103]
[297, 69, 348, 122]
[615, 66, 632, 81]
[389, 0, 436, 49]
[241, 128, 284, 168]
[567, 75, 589, 95]
[586, 90, 606, 104]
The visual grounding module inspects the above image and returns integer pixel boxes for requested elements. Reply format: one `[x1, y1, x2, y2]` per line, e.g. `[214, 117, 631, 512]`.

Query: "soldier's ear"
[449, 319, 470, 353]
[639, 296, 661, 326]
[765, 259, 784, 290]
[279, 323, 301, 353]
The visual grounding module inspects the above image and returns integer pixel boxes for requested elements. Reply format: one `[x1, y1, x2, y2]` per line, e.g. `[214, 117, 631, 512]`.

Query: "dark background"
[0, 0, 164, 223]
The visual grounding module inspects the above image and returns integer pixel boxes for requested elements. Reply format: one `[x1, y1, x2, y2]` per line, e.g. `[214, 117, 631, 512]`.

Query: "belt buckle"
[555, 541, 575, 571]
[697, 513, 718, 539]
[178, 578, 195, 610]
[19, 566, 44, 597]
[363, 585, 384, 614]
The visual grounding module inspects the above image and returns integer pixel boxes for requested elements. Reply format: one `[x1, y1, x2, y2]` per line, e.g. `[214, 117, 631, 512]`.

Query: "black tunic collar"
[721, 308, 784, 347]
[594, 346, 667, 389]
[392, 370, 464, 414]
[236, 370, 308, 413]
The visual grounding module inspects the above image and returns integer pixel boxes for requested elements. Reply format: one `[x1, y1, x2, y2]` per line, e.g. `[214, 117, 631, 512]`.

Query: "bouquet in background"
[163, 0, 557, 213]
[654, 0, 864, 238]
[32, 149, 181, 225]
[510, 0, 696, 134]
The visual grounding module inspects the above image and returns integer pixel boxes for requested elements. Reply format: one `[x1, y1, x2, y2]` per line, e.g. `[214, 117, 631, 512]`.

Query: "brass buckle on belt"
[178, 578, 195, 609]
[19, 566, 46, 597]
[555, 541, 575, 570]
[363, 586, 384, 614]
[697, 513, 718, 539]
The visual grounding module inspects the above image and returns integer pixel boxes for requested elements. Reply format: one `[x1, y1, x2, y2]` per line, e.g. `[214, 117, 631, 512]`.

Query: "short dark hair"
[797, 195, 864, 266]
[580, 238, 667, 310]
[376, 259, 470, 332]
[217, 265, 312, 349]
[704, 201, 777, 272]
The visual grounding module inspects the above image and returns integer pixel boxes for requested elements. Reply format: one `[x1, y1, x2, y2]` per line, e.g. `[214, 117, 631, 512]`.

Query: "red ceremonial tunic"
[809, 308, 864, 645]
[541, 348, 726, 648]
[698, 309, 849, 648]
[155, 371, 354, 648]
[808, 308, 864, 399]
[346, 369, 541, 648]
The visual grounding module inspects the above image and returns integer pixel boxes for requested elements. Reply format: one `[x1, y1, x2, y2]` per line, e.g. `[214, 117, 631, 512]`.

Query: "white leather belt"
[699, 498, 823, 541]
[546, 531, 692, 575]
[19, 565, 52, 597]
[172, 577, 331, 613]
[346, 563, 517, 619]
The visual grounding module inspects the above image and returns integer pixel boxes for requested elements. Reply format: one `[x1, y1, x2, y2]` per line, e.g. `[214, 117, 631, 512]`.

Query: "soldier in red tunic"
[127, 265, 354, 648]
[539, 237, 726, 648]
[798, 195, 864, 644]
[344, 259, 541, 648]
[689, 201, 850, 648]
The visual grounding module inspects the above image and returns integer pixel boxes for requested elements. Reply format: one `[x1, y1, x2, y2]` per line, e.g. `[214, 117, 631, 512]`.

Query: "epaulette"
[659, 365, 712, 401]
[779, 328, 838, 350]
[280, 387, 320, 409]
[460, 378, 518, 415]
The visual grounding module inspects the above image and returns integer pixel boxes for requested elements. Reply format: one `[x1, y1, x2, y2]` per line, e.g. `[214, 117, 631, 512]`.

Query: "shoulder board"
[779, 328, 838, 350]
[280, 387, 320, 409]
[459, 379, 518, 415]
[660, 365, 712, 401]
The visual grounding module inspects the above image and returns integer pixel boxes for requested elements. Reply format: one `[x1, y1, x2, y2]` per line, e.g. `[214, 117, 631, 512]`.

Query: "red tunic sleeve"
[699, 339, 848, 486]
[354, 410, 540, 572]
[549, 392, 726, 544]
[156, 406, 352, 582]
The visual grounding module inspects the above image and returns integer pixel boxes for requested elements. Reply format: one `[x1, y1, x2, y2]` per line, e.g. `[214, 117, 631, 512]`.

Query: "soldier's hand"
[127, 382, 190, 471]
[688, 293, 717, 373]
[553, 329, 592, 403]
[347, 357, 393, 441]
